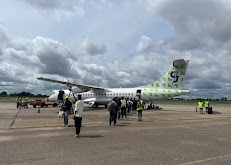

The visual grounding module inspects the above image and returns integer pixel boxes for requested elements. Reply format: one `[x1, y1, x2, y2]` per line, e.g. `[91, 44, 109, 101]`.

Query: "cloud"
[191, 79, 221, 89]
[22, 0, 85, 16]
[141, 0, 231, 50]
[32, 37, 77, 77]
[77, 38, 107, 55]
[136, 35, 164, 53]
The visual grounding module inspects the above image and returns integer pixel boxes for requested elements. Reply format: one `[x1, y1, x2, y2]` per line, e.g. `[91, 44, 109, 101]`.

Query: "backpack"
[107, 102, 112, 111]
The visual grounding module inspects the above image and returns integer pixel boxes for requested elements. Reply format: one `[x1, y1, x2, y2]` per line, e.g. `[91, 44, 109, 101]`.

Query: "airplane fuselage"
[49, 87, 190, 105]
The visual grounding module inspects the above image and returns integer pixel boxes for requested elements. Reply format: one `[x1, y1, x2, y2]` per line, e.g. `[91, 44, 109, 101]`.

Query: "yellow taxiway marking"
[1, 116, 231, 130]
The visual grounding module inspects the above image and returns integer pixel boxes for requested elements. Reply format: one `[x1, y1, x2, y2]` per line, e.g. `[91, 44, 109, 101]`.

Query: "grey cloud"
[191, 79, 221, 89]
[143, 0, 231, 50]
[22, 0, 84, 16]
[78, 38, 107, 56]
[32, 37, 78, 77]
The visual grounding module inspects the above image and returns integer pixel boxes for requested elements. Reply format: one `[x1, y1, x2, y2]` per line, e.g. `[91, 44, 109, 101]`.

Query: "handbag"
[58, 110, 65, 117]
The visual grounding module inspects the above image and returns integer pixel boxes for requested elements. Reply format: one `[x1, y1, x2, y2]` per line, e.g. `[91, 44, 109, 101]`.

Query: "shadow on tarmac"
[211, 111, 222, 114]
[113, 122, 132, 127]
[80, 135, 104, 138]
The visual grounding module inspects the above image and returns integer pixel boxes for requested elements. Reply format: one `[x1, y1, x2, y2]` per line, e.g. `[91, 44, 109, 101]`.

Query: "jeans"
[117, 107, 120, 119]
[64, 110, 69, 125]
[128, 106, 131, 113]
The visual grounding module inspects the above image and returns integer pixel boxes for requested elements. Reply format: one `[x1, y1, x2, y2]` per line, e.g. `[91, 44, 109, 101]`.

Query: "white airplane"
[38, 59, 190, 107]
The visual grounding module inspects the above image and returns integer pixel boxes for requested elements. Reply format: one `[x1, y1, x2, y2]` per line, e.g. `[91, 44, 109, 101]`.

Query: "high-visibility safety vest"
[204, 101, 209, 108]
[137, 101, 143, 110]
[121, 99, 126, 108]
[198, 102, 203, 108]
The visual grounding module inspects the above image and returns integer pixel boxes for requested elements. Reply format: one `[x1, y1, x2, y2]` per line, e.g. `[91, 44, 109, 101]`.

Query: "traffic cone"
[196, 107, 197, 112]
[38, 107, 40, 113]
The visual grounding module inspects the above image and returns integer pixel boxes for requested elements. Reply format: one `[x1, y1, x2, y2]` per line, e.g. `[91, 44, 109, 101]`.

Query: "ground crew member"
[121, 97, 127, 118]
[16, 97, 20, 108]
[25, 97, 28, 103]
[24, 97, 29, 108]
[137, 99, 143, 121]
[63, 96, 72, 127]
[204, 100, 209, 113]
[198, 100, 204, 114]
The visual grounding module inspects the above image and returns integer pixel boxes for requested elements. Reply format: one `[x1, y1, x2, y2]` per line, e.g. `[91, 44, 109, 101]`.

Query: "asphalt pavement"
[1, 102, 231, 165]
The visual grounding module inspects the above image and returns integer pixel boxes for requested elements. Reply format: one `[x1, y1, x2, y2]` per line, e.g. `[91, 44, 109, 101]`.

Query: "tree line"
[0, 91, 48, 97]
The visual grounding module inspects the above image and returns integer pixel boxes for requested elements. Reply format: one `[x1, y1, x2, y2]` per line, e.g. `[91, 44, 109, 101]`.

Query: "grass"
[0, 97, 47, 102]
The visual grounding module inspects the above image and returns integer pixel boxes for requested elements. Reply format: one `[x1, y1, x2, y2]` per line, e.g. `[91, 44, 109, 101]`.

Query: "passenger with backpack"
[108, 98, 118, 125]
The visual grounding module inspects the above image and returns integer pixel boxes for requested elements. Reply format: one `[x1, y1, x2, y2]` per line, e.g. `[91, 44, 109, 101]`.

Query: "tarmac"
[1, 102, 231, 165]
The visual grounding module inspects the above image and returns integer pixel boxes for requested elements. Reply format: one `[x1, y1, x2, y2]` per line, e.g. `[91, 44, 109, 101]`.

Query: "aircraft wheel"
[41, 103, 45, 108]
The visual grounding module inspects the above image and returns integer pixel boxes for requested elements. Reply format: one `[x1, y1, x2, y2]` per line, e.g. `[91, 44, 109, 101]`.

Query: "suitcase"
[208, 107, 213, 114]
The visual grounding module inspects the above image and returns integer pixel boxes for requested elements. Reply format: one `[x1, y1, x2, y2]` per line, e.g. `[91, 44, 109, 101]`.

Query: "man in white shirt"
[74, 95, 84, 138]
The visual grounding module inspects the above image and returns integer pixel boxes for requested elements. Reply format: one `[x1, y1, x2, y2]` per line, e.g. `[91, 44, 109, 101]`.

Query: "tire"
[41, 103, 45, 108]
[33, 104, 36, 108]
[53, 103, 57, 107]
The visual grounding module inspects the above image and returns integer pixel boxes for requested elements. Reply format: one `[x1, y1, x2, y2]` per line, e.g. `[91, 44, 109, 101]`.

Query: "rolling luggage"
[208, 107, 213, 114]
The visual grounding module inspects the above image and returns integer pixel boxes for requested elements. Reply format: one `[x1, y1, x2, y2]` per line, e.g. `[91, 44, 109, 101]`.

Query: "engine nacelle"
[71, 86, 88, 93]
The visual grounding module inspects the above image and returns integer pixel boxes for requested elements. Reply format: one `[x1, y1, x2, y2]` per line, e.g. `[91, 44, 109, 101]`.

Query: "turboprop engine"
[70, 86, 88, 93]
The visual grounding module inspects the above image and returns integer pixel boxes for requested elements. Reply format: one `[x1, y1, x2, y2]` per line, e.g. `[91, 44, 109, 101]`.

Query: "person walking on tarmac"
[198, 100, 204, 114]
[63, 96, 72, 127]
[204, 99, 210, 113]
[137, 99, 143, 121]
[108, 98, 118, 125]
[74, 95, 84, 138]
[116, 97, 121, 120]
[121, 97, 127, 118]
[16, 97, 20, 108]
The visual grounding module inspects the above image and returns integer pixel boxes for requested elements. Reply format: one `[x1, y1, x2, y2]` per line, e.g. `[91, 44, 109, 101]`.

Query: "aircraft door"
[136, 89, 141, 100]
[58, 90, 65, 101]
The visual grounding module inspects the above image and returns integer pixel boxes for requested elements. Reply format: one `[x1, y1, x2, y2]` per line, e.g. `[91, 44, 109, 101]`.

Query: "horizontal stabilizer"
[173, 59, 186, 66]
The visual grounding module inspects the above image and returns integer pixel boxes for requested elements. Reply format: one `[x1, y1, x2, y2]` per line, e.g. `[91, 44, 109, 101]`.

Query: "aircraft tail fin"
[143, 59, 189, 89]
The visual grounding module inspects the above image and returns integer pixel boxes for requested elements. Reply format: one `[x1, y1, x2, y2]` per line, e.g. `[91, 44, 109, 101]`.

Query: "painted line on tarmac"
[0, 121, 106, 130]
[1, 116, 231, 130]
[181, 153, 231, 165]
[150, 116, 231, 122]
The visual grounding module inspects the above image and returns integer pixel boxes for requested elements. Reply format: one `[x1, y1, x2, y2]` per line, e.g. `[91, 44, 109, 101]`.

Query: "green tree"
[0, 91, 8, 96]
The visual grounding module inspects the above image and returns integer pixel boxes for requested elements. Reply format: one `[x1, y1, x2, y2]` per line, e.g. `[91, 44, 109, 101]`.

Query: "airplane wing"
[37, 77, 108, 92]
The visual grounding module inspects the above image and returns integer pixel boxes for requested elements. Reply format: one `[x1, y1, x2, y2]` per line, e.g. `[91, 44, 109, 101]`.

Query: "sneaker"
[74, 135, 79, 138]
[65, 125, 69, 127]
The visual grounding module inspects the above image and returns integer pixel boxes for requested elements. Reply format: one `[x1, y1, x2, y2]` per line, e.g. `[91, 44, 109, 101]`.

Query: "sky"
[0, 0, 231, 99]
